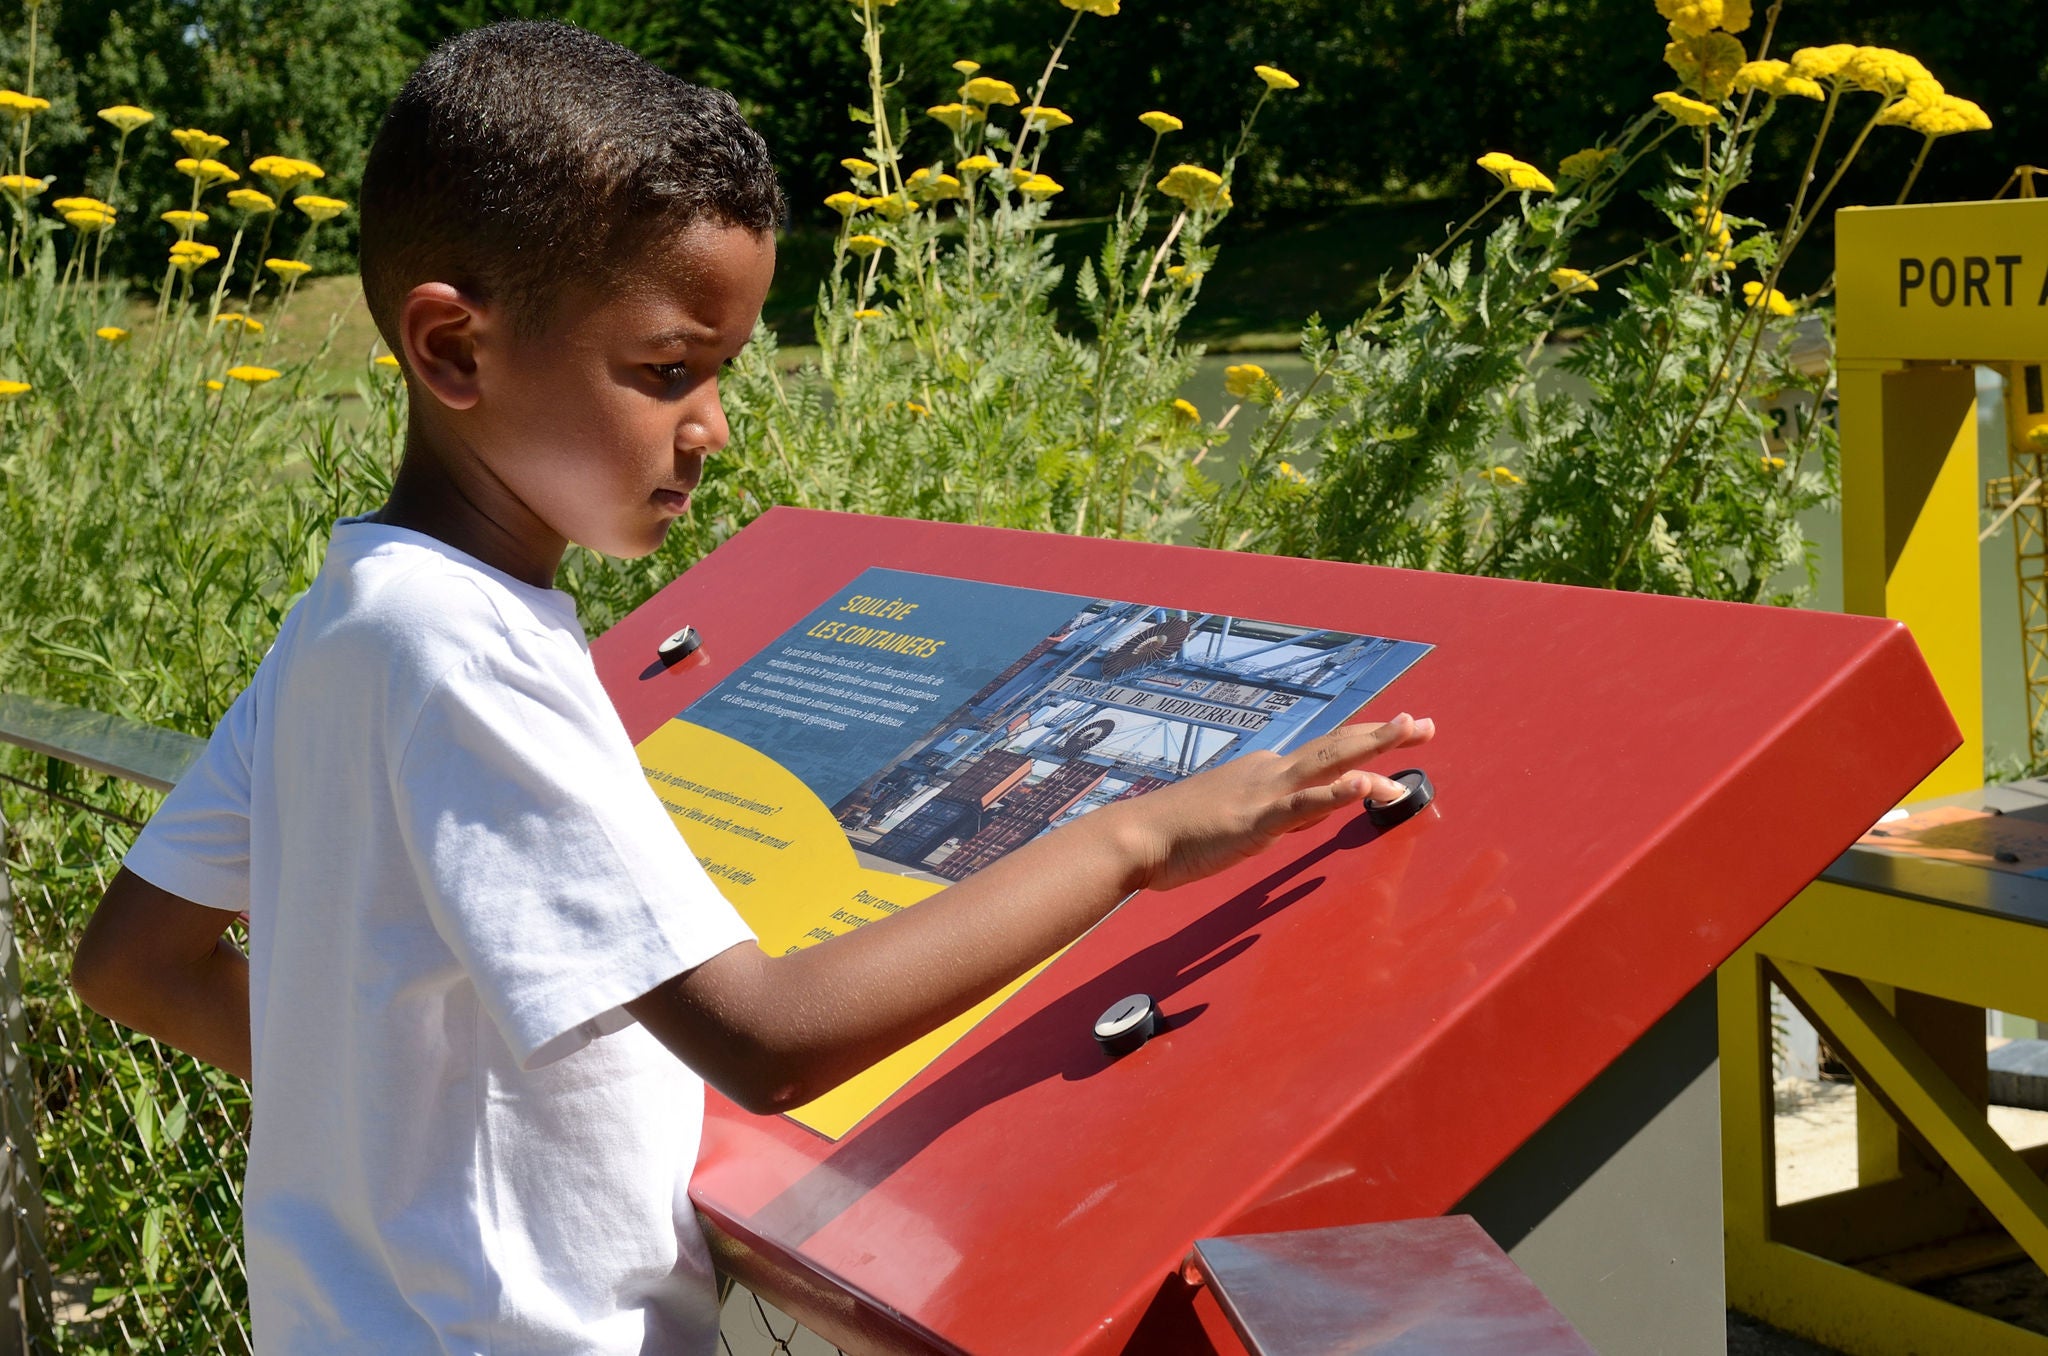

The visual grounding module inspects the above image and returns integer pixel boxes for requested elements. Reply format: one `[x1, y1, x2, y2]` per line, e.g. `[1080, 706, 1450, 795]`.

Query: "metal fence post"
[0, 803, 51, 1354]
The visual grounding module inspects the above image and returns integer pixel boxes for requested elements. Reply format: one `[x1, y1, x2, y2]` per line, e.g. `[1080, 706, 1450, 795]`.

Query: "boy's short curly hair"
[360, 20, 784, 344]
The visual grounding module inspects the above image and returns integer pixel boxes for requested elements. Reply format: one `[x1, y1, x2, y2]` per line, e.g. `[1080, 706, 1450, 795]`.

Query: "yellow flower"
[1483, 465, 1523, 485]
[952, 59, 981, 75]
[956, 154, 999, 175]
[961, 76, 1019, 107]
[1841, 47, 1942, 105]
[160, 208, 209, 230]
[170, 128, 229, 158]
[52, 195, 114, 215]
[927, 103, 984, 133]
[1139, 111, 1184, 135]
[1157, 163, 1230, 209]
[907, 168, 965, 201]
[840, 157, 878, 178]
[212, 312, 264, 333]
[1019, 173, 1063, 200]
[374, 353, 400, 369]
[845, 233, 887, 257]
[1654, 0, 1750, 37]
[203, 379, 225, 391]
[227, 365, 281, 384]
[62, 207, 115, 232]
[1059, 0, 1120, 13]
[1653, 91, 1723, 127]
[1557, 147, 1614, 182]
[1664, 27, 1745, 103]
[1223, 363, 1271, 398]
[0, 380, 30, 401]
[249, 155, 325, 191]
[294, 195, 348, 222]
[169, 240, 221, 272]
[1165, 264, 1201, 286]
[824, 190, 867, 216]
[1475, 151, 1556, 193]
[868, 193, 916, 221]
[1788, 44, 1858, 82]
[95, 326, 129, 343]
[1253, 65, 1299, 91]
[1761, 454, 1787, 471]
[264, 258, 313, 279]
[1276, 461, 1309, 485]
[1732, 60, 1824, 101]
[1742, 280, 1796, 316]
[1549, 267, 1599, 294]
[1020, 105, 1073, 131]
[1172, 398, 1200, 423]
[175, 156, 239, 187]
[227, 187, 276, 213]
[0, 175, 47, 203]
[0, 90, 51, 121]
[1906, 93, 1991, 138]
[904, 401, 931, 416]
[97, 105, 153, 134]
[852, 308, 884, 320]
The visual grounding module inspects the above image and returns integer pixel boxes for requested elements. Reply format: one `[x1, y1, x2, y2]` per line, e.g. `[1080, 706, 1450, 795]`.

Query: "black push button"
[657, 626, 702, 666]
[1095, 994, 1159, 1057]
[1367, 768, 1436, 830]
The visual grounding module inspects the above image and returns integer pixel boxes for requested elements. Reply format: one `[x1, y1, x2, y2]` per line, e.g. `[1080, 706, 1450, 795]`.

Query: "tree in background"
[0, 0, 411, 285]
[6, 0, 2044, 288]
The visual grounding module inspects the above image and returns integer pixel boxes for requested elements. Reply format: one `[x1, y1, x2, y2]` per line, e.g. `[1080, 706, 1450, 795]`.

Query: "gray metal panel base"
[1451, 978, 1723, 1356]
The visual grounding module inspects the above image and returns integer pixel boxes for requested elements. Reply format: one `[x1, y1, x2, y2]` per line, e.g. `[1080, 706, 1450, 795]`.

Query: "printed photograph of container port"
[831, 601, 1430, 884]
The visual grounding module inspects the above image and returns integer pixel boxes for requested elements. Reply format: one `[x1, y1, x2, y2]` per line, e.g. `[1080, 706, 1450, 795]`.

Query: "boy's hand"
[1126, 714, 1436, 893]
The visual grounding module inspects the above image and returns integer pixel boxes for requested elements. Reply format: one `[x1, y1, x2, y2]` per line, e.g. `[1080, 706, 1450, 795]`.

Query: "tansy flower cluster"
[1476, 152, 1556, 194]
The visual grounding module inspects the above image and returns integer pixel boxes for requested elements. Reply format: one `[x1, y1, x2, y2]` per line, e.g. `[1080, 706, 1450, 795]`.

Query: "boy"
[70, 20, 1433, 1356]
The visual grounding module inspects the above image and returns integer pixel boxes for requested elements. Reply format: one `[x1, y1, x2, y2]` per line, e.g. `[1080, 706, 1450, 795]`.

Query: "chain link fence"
[0, 735, 842, 1354]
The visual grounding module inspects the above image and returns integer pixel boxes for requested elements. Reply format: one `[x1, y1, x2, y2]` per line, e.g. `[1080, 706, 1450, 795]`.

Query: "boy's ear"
[399, 282, 484, 412]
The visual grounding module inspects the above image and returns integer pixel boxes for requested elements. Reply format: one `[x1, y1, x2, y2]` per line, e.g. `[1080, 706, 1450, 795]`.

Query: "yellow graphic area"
[636, 719, 1052, 1138]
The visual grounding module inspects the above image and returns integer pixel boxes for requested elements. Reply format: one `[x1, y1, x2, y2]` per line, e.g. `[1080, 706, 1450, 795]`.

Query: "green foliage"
[0, 74, 404, 1343]
[2, 0, 412, 283]
[1204, 97, 1839, 602]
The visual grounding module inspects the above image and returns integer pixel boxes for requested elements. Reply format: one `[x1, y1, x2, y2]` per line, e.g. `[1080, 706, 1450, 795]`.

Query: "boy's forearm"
[634, 717, 1431, 1114]
[631, 799, 1158, 1114]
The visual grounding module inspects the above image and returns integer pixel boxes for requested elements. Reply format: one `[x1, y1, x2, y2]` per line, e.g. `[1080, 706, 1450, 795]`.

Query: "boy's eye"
[648, 361, 692, 383]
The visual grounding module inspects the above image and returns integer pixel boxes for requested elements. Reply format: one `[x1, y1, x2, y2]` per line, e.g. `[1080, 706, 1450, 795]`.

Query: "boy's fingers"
[1291, 714, 1434, 783]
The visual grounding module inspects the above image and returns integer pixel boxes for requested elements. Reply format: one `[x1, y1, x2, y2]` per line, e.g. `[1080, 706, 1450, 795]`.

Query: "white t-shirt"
[124, 519, 755, 1355]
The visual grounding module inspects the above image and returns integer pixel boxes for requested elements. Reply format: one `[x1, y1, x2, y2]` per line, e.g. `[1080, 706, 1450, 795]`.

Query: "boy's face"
[447, 221, 776, 564]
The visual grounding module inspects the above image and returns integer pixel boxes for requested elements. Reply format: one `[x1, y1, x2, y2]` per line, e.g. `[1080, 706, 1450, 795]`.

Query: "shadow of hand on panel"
[739, 810, 1408, 1249]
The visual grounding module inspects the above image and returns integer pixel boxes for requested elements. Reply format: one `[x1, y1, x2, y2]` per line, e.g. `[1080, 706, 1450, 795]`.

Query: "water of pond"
[1186, 353, 2030, 768]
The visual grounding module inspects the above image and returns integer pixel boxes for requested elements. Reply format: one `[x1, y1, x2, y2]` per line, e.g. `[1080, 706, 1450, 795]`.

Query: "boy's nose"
[678, 382, 730, 455]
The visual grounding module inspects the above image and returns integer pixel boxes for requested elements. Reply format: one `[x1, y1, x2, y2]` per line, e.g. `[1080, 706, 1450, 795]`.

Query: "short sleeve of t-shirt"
[394, 625, 754, 1071]
[124, 678, 259, 916]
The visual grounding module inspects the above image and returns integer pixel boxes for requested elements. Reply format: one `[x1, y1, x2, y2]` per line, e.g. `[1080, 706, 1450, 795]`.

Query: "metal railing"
[0, 692, 836, 1354]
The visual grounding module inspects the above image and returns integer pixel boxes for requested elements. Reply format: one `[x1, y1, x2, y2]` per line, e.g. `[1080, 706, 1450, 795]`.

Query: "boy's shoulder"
[292, 519, 589, 702]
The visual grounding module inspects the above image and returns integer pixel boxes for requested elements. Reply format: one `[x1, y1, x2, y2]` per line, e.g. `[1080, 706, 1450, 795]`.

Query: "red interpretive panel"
[589, 509, 1958, 1356]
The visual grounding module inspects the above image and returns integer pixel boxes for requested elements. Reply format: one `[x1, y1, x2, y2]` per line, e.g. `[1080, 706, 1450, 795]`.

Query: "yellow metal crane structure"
[1982, 169, 2048, 763]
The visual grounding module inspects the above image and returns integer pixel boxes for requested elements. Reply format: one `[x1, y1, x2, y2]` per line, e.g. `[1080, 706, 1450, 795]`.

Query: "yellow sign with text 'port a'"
[1838, 199, 2048, 363]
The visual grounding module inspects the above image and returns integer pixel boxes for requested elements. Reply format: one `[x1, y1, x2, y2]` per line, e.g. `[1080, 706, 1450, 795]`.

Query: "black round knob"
[657, 625, 702, 666]
[1366, 768, 1436, 830]
[1095, 994, 1159, 1057]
